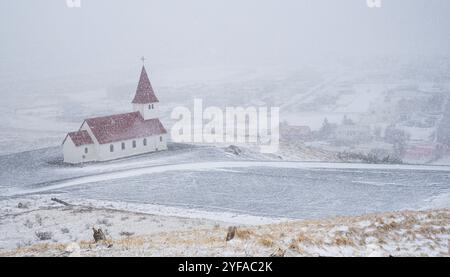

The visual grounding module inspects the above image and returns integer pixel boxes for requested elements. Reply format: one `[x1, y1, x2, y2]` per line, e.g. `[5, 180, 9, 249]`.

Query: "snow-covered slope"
[1, 201, 448, 257]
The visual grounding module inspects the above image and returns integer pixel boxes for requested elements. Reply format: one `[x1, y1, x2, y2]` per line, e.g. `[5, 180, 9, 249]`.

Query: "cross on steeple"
[141, 56, 146, 65]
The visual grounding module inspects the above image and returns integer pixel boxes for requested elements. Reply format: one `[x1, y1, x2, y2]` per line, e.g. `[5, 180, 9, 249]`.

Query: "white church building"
[62, 64, 168, 164]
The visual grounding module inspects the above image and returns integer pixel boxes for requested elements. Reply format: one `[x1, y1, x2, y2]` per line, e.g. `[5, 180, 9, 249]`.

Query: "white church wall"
[63, 124, 168, 163]
[133, 102, 159, 120]
[97, 134, 167, 162]
[156, 133, 168, 151]
[63, 139, 79, 164]
[62, 138, 97, 164]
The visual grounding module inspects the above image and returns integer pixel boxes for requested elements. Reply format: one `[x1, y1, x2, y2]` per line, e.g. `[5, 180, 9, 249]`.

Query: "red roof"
[68, 130, 94, 146]
[132, 66, 159, 104]
[84, 111, 167, 144]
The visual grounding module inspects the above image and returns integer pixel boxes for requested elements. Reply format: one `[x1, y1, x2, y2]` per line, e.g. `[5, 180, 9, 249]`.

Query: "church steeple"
[132, 65, 159, 104]
[132, 59, 160, 120]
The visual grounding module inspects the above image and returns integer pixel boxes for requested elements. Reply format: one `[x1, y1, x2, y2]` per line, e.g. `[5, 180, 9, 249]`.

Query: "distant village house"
[280, 121, 312, 141]
[335, 124, 372, 143]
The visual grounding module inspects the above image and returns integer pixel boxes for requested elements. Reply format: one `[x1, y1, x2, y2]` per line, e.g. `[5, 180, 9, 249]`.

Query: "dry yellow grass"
[288, 240, 300, 252]
[258, 236, 274, 247]
[0, 242, 67, 257]
[235, 228, 254, 240]
[333, 235, 354, 246]
[1, 209, 449, 257]
[377, 221, 400, 232]
[296, 232, 314, 245]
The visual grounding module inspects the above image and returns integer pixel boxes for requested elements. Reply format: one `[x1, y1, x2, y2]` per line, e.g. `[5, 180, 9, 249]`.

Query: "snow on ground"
[2, 143, 450, 197]
[1, 143, 449, 256]
[1, 196, 448, 257]
[1, 143, 450, 221]
[8, 160, 450, 197]
[0, 194, 229, 252]
[0, 144, 279, 196]
[432, 156, 450, 166]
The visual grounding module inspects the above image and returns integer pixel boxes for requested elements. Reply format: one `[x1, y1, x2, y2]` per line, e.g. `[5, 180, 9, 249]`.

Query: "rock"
[92, 227, 106, 243]
[35, 231, 52, 241]
[17, 202, 29, 209]
[226, 226, 237, 241]
[225, 145, 242, 155]
[270, 248, 286, 257]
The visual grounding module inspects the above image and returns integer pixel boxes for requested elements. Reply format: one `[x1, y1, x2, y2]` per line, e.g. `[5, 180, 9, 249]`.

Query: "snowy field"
[1, 144, 450, 220]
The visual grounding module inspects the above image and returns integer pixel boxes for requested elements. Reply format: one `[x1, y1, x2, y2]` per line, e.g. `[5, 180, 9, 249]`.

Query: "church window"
[160, 136, 162, 142]
[84, 147, 88, 154]
[110, 144, 114, 152]
[132, 140, 136, 148]
[143, 138, 147, 146]
[121, 142, 125, 150]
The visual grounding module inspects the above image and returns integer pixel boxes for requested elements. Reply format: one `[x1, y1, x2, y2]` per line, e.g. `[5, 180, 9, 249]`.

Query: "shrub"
[35, 231, 53, 241]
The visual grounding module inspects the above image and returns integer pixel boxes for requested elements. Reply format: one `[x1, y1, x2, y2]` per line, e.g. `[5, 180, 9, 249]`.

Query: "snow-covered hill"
[1, 198, 448, 257]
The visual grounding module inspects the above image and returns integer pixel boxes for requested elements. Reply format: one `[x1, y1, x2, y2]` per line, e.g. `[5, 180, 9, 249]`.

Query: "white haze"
[1, 0, 450, 79]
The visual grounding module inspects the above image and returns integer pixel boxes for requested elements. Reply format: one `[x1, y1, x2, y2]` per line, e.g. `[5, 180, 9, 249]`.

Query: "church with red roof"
[62, 63, 168, 164]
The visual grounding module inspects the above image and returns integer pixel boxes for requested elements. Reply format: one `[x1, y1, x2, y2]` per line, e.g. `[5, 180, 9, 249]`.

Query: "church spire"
[131, 62, 159, 104]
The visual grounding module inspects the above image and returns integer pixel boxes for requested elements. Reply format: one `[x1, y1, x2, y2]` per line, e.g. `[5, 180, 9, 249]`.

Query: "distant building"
[280, 122, 312, 141]
[403, 142, 447, 162]
[334, 124, 372, 143]
[62, 64, 168, 164]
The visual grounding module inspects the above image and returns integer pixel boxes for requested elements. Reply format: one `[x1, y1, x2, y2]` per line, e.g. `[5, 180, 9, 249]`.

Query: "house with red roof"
[62, 64, 168, 164]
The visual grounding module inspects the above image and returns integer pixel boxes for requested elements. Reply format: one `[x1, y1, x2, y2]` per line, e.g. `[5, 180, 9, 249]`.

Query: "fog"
[3, 1, 450, 256]
[1, 0, 450, 79]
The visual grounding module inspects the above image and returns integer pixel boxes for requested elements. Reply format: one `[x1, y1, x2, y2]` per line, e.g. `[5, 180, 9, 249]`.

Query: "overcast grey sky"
[1, 0, 450, 79]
